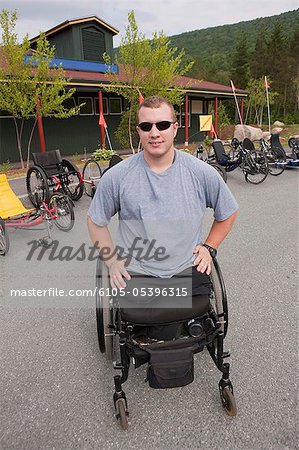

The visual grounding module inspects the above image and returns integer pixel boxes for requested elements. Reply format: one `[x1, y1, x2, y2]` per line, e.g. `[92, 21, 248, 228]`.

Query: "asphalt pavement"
[0, 167, 298, 449]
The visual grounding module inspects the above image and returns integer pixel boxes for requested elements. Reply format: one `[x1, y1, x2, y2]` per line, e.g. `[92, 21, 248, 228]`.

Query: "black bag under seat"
[147, 346, 195, 389]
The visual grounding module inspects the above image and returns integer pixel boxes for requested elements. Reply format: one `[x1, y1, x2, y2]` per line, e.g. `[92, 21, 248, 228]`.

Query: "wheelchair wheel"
[115, 398, 129, 430]
[267, 147, 286, 176]
[219, 385, 237, 416]
[0, 218, 9, 256]
[83, 159, 102, 197]
[96, 257, 113, 359]
[245, 150, 269, 184]
[26, 166, 50, 207]
[209, 162, 228, 183]
[49, 193, 75, 231]
[211, 258, 228, 337]
[61, 160, 84, 201]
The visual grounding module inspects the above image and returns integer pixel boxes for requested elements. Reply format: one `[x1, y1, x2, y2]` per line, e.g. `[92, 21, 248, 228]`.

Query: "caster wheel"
[220, 385, 237, 416]
[115, 398, 129, 430]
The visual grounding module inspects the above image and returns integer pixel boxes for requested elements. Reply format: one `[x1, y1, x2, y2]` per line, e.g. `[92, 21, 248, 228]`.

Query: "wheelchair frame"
[26, 149, 84, 207]
[95, 256, 237, 430]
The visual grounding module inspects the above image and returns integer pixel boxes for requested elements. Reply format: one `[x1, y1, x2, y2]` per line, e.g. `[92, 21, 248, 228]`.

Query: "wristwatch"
[203, 243, 217, 258]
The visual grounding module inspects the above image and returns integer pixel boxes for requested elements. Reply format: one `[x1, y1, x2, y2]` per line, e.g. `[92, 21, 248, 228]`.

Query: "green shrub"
[0, 160, 10, 173]
[92, 148, 116, 161]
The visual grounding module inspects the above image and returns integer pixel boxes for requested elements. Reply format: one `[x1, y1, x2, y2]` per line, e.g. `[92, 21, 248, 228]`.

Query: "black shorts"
[118, 266, 212, 341]
[122, 266, 212, 302]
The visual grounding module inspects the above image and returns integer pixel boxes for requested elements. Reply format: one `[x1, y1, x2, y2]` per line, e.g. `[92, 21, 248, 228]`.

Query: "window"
[191, 100, 203, 114]
[178, 102, 191, 128]
[78, 97, 94, 115]
[62, 98, 76, 111]
[109, 98, 123, 115]
[94, 97, 108, 115]
[82, 27, 106, 62]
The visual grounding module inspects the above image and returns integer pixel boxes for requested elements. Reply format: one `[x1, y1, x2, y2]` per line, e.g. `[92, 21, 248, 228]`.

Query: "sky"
[1, 0, 298, 45]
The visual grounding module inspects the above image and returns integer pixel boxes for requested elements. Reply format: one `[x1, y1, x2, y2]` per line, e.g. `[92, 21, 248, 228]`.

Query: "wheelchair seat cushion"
[212, 141, 240, 166]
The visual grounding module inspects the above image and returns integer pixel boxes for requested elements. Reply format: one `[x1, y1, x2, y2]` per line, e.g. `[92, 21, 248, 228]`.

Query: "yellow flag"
[199, 115, 213, 131]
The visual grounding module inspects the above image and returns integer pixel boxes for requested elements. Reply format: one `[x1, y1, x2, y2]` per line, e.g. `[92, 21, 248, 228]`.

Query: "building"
[0, 16, 247, 163]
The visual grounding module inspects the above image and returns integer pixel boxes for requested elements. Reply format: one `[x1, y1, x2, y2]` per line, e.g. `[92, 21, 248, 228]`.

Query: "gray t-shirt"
[88, 150, 238, 277]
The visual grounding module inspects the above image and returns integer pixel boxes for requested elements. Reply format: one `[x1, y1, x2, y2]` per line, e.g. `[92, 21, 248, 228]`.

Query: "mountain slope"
[169, 9, 299, 62]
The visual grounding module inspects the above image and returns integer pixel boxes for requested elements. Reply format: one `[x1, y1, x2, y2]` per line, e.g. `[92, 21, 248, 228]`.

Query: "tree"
[0, 9, 35, 168]
[288, 23, 299, 116]
[250, 28, 269, 79]
[103, 11, 193, 151]
[266, 21, 290, 117]
[231, 31, 251, 89]
[245, 77, 278, 126]
[0, 9, 80, 168]
[26, 33, 80, 165]
[293, 70, 299, 111]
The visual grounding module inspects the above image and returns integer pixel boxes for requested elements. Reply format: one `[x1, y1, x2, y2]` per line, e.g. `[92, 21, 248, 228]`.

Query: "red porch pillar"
[240, 98, 244, 123]
[184, 95, 189, 145]
[98, 90, 106, 148]
[214, 97, 219, 137]
[36, 97, 46, 153]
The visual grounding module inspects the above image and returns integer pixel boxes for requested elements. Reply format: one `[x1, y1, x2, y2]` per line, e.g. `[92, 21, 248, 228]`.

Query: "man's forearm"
[204, 211, 238, 248]
[87, 216, 117, 267]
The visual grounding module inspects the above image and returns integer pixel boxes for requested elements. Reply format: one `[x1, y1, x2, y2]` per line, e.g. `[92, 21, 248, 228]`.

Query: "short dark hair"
[137, 96, 177, 122]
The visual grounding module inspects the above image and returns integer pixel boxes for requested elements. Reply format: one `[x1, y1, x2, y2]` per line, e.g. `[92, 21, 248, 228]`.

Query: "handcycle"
[26, 149, 84, 207]
[259, 134, 287, 176]
[211, 138, 269, 184]
[95, 255, 237, 430]
[0, 173, 74, 256]
[287, 136, 299, 167]
[196, 145, 228, 182]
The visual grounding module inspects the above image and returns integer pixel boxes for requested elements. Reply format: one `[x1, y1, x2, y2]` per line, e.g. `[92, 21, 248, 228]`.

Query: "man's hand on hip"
[193, 245, 212, 275]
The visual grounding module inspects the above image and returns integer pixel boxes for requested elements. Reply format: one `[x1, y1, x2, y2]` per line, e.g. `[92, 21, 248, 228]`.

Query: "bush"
[0, 160, 10, 173]
[92, 148, 116, 161]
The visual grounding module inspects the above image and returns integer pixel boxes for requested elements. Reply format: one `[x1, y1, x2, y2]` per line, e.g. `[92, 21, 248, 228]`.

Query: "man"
[87, 96, 238, 305]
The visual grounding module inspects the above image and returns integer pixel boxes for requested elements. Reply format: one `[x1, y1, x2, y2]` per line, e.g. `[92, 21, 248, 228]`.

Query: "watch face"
[204, 244, 217, 257]
[210, 248, 217, 257]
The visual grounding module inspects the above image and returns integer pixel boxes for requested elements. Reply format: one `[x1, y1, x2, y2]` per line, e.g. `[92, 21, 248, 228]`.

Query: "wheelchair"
[95, 256, 237, 430]
[26, 149, 83, 207]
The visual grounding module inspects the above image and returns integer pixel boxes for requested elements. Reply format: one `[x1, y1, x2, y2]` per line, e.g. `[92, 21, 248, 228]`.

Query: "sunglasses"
[138, 121, 176, 132]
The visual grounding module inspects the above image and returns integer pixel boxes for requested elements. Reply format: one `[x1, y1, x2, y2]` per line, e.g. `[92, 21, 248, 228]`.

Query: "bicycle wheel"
[209, 162, 228, 183]
[82, 159, 102, 197]
[267, 147, 286, 176]
[0, 218, 9, 256]
[245, 150, 269, 184]
[61, 160, 84, 201]
[26, 166, 50, 207]
[49, 193, 75, 231]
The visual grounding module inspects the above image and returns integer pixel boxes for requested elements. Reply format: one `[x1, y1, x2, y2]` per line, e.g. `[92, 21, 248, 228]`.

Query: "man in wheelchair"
[87, 96, 238, 427]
